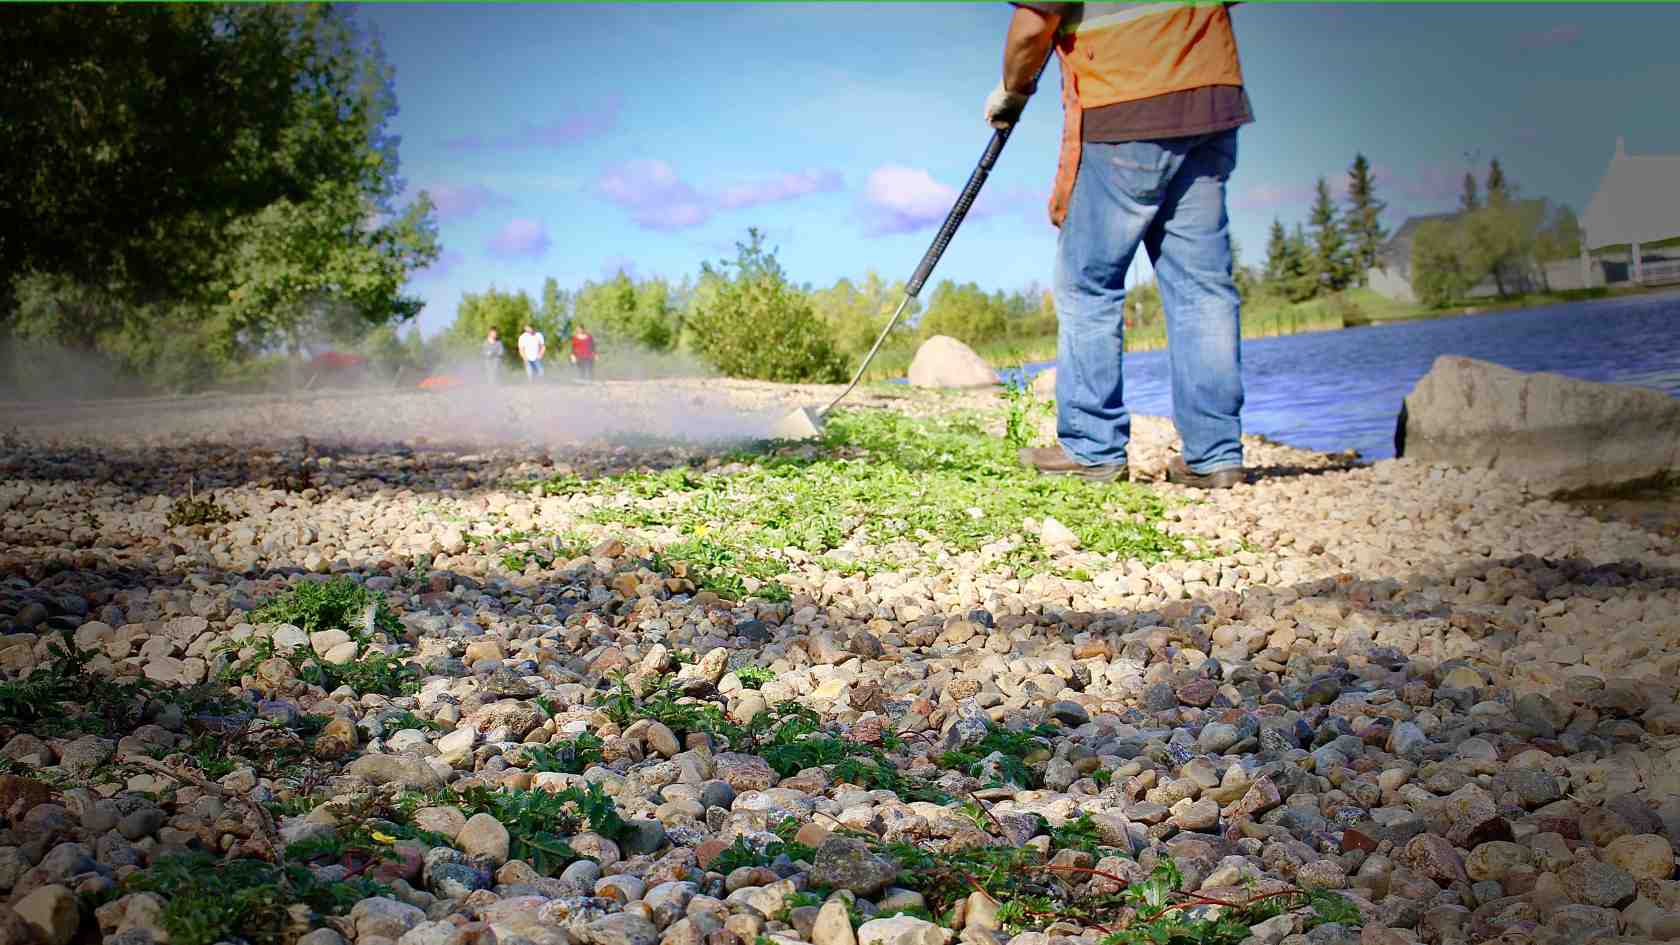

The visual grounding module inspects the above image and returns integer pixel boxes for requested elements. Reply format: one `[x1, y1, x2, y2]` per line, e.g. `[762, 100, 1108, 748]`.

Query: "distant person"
[989, 2, 1251, 488]
[570, 324, 596, 382]
[480, 328, 502, 384]
[517, 324, 545, 382]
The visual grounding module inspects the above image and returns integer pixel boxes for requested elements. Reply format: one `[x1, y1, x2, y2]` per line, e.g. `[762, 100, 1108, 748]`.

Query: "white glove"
[984, 81, 1032, 129]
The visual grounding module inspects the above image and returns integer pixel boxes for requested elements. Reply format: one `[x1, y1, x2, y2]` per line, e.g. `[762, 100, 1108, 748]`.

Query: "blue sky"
[359, 3, 1680, 335]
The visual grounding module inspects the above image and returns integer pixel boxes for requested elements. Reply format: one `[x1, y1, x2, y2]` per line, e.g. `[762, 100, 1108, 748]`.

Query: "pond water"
[1005, 291, 1680, 461]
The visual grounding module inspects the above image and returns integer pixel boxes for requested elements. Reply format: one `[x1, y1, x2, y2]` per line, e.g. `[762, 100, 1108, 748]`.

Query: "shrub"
[686, 229, 848, 383]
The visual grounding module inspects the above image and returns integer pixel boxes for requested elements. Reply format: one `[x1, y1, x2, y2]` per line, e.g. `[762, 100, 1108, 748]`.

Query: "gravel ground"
[2, 381, 1679, 945]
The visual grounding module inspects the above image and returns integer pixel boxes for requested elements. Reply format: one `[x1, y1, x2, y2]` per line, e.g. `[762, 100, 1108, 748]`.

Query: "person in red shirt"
[569, 324, 596, 382]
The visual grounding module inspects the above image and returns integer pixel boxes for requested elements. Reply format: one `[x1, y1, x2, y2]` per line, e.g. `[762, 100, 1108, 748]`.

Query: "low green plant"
[166, 495, 238, 528]
[250, 576, 402, 636]
[381, 710, 440, 733]
[707, 819, 817, 874]
[219, 633, 419, 699]
[1000, 375, 1052, 451]
[735, 665, 775, 689]
[594, 673, 729, 739]
[449, 781, 627, 876]
[935, 722, 1057, 789]
[0, 631, 155, 736]
[125, 853, 389, 945]
[523, 732, 605, 774]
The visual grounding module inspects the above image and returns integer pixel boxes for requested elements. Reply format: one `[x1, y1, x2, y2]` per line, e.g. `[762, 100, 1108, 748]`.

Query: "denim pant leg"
[1054, 139, 1181, 467]
[1147, 130, 1244, 473]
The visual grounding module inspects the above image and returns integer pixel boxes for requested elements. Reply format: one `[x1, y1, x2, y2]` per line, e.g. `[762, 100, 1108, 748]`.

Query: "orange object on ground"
[312, 350, 369, 371]
[417, 374, 464, 390]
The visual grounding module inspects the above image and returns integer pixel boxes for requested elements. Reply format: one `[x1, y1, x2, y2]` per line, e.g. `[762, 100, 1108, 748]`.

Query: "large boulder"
[907, 336, 997, 389]
[1395, 355, 1680, 495]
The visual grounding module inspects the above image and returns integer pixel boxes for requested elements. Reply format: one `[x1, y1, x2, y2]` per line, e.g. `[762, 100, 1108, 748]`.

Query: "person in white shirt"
[517, 325, 546, 382]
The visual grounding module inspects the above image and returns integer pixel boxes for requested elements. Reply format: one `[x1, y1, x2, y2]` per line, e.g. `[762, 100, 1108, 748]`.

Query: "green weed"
[522, 732, 605, 774]
[735, 665, 776, 690]
[449, 781, 627, 876]
[250, 576, 402, 637]
[934, 722, 1057, 789]
[125, 853, 389, 945]
[167, 496, 238, 528]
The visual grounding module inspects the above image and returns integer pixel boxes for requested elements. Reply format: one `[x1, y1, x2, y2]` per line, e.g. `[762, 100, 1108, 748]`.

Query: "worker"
[992, 2, 1252, 489]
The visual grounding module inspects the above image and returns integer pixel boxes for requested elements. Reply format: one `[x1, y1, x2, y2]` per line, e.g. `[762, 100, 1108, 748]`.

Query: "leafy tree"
[541, 277, 573, 335]
[1, 5, 437, 385]
[1410, 219, 1475, 307]
[1534, 203, 1583, 262]
[444, 287, 552, 364]
[572, 271, 681, 352]
[1307, 178, 1351, 292]
[1344, 154, 1388, 287]
[917, 281, 1010, 345]
[686, 229, 847, 383]
[808, 273, 919, 359]
[1459, 171, 1480, 212]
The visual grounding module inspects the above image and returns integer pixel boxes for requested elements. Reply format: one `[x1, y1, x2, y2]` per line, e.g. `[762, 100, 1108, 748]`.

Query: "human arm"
[986, 5, 1061, 128]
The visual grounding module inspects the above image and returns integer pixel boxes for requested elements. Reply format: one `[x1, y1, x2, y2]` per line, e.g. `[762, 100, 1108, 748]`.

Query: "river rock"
[810, 836, 900, 896]
[1394, 354, 1680, 495]
[907, 336, 997, 389]
[857, 915, 950, 945]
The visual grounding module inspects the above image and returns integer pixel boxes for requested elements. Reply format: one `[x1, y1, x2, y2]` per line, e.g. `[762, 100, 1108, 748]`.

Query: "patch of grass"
[250, 576, 402, 637]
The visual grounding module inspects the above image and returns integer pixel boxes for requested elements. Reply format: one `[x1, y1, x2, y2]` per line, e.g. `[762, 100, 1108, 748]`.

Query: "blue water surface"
[999, 291, 1680, 460]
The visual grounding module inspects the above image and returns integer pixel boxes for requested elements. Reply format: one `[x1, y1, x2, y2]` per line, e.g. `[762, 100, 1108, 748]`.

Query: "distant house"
[1582, 138, 1680, 287]
[1368, 201, 1546, 303]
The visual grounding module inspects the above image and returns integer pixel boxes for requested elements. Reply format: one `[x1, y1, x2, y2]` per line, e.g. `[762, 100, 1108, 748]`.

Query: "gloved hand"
[983, 81, 1031, 129]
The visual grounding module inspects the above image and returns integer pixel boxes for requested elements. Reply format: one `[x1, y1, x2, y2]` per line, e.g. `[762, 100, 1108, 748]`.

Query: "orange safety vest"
[1048, 2, 1245, 227]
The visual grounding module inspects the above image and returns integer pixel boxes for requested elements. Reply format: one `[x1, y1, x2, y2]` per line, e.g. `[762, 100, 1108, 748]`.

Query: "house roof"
[1583, 139, 1680, 249]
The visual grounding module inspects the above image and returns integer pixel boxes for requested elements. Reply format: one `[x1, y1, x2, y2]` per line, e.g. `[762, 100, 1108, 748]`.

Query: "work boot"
[1018, 447, 1127, 483]
[1166, 456, 1244, 490]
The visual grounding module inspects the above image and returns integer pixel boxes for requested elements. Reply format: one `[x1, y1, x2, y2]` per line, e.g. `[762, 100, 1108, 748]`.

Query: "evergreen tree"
[1459, 172, 1480, 212]
[1263, 218, 1290, 285]
[1344, 154, 1388, 287]
[1307, 177, 1350, 292]
[1485, 158, 1509, 207]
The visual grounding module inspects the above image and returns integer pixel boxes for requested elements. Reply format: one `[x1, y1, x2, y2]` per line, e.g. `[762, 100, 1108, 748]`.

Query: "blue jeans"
[524, 358, 543, 380]
[1054, 130, 1244, 472]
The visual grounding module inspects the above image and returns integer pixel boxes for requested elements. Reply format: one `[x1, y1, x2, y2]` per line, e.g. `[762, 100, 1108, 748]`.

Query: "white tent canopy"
[1582, 138, 1680, 251]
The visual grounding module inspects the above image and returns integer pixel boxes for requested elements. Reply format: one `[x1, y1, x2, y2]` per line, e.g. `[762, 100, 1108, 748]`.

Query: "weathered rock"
[1395, 354, 1680, 495]
[13, 884, 77, 945]
[856, 915, 950, 945]
[456, 813, 510, 865]
[906, 336, 997, 389]
[810, 836, 900, 896]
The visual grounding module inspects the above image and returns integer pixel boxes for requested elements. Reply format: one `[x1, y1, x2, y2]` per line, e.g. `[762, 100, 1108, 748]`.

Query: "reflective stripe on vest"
[1046, 2, 1243, 227]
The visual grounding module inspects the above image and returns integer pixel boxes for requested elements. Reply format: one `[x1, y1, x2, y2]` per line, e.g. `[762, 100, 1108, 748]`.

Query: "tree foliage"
[686, 229, 848, 383]
[0, 4, 437, 388]
[444, 287, 555, 365]
[573, 272, 682, 352]
[1344, 155, 1388, 287]
[1307, 178, 1352, 292]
